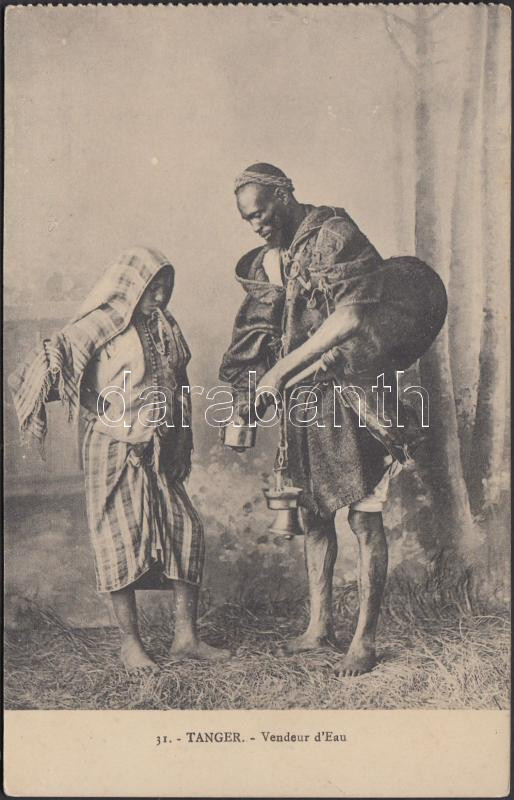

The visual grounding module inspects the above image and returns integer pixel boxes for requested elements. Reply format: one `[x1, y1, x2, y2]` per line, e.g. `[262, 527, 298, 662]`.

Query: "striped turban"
[234, 163, 295, 194]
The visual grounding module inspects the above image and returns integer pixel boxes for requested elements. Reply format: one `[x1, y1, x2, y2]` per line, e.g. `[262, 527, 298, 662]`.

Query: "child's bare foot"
[169, 639, 231, 661]
[334, 642, 377, 677]
[121, 636, 159, 671]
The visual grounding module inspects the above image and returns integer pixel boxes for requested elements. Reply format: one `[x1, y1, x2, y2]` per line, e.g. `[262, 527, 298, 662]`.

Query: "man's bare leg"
[283, 511, 339, 653]
[337, 510, 388, 676]
[110, 586, 158, 670]
[169, 580, 230, 661]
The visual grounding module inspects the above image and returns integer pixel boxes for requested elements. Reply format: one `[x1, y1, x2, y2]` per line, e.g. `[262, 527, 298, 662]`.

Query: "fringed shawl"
[8, 246, 190, 454]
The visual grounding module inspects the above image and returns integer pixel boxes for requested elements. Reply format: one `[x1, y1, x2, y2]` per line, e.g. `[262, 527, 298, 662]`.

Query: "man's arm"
[256, 304, 361, 394]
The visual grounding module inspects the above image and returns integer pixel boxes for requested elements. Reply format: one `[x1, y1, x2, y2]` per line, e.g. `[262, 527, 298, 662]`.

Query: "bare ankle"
[304, 623, 335, 641]
[171, 633, 198, 650]
[121, 632, 142, 646]
[348, 635, 376, 654]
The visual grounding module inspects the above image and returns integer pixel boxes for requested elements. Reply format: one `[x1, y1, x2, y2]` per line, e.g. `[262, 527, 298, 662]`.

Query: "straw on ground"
[5, 574, 509, 711]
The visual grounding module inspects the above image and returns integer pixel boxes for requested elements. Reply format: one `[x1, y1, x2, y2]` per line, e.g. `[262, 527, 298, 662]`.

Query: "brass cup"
[222, 421, 257, 451]
[263, 486, 304, 538]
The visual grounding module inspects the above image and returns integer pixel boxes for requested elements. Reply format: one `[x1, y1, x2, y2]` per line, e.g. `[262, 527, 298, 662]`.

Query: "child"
[9, 247, 229, 671]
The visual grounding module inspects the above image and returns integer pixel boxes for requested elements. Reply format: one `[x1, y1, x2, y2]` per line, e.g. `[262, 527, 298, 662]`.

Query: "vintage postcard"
[3, 3, 510, 797]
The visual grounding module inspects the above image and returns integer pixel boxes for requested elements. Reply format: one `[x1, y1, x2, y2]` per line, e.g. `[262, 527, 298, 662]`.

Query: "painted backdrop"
[5, 5, 510, 626]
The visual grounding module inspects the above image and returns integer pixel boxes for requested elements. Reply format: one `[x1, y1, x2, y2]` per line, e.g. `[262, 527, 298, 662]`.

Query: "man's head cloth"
[234, 163, 295, 194]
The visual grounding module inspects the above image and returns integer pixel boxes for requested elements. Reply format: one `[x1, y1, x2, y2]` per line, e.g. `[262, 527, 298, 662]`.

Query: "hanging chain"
[273, 390, 289, 490]
[272, 245, 314, 491]
[270, 236, 336, 494]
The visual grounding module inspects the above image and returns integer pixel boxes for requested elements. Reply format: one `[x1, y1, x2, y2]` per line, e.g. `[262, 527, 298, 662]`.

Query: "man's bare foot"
[278, 631, 341, 655]
[120, 637, 159, 672]
[335, 643, 377, 677]
[169, 639, 231, 661]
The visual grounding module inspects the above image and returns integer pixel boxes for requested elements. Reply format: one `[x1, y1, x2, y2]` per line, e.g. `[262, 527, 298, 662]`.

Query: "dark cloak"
[220, 205, 447, 517]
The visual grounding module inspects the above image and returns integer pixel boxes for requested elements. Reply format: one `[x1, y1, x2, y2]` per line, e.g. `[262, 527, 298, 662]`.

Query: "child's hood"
[72, 246, 175, 328]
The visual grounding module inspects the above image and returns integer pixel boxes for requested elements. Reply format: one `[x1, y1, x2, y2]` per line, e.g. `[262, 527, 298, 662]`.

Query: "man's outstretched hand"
[256, 363, 288, 401]
[237, 392, 271, 425]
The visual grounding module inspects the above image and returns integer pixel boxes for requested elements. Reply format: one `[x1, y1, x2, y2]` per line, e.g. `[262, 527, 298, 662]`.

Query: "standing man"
[219, 163, 439, 676]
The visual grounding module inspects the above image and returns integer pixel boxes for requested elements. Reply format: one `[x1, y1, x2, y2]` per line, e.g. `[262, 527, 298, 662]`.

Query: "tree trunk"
[448, 9, 487, 475]
[414, 6, 477, 553]
[468, 6, 510, 514]
[392, 61, 412, 254]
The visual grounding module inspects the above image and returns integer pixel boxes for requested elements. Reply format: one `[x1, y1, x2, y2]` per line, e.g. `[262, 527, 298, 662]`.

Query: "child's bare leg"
[169, 581, 230, 661]
[110, 586, 158, 669]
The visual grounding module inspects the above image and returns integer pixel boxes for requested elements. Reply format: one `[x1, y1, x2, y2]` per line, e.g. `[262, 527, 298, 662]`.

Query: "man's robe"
[219, 205, 446, 517]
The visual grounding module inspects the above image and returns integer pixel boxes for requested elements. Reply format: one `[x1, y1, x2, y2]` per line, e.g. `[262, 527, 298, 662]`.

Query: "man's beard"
[266, 229, 283, 248]
[266, 212, 290, 248]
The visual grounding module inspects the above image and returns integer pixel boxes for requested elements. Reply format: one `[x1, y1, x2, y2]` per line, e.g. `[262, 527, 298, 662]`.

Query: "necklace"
[146, 311, 167, 356]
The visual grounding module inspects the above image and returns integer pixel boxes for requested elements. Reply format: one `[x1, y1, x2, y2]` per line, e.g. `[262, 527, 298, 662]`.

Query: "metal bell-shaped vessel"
[263, 486, 303, 539]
